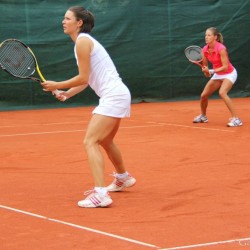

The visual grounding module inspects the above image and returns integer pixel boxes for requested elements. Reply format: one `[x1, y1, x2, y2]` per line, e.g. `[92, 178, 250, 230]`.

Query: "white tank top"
[74, 33, 123, 97]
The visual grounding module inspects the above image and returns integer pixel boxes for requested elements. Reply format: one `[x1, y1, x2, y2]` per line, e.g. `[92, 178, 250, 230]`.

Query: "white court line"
[0, 129, 86, 138]
[0, 205, 159, 249]
[0, 122, 234, 138]
[0, 121, 86, 128]
[159, 237, 250, 249]
[1, 205, 249, 250]
[146, 122, 235, 133]
[0, 124, 165, 138]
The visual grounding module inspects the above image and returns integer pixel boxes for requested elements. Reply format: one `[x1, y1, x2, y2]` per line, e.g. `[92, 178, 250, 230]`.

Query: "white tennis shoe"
[227, 117, 243, 127]
[193, 114, 208, 123]
[78, 190, 112, 208]
[106, 173, 136, 192]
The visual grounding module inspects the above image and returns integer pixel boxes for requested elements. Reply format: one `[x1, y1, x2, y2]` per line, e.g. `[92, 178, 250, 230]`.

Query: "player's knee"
[83, 136, 97, 149]
[219, 91, 227, 99]
[83, 137, 88, 149]
[200, 93, 208, 101]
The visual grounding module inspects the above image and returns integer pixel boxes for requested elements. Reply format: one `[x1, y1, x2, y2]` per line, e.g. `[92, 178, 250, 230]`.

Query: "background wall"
[0, 0, 249, 110]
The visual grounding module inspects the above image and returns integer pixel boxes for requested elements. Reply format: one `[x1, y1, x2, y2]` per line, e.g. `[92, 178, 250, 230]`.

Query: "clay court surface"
[1, 98, 250, 250]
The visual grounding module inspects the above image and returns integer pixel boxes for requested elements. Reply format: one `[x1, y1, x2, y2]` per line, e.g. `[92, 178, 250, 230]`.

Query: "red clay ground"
[1, 98, 250, 250]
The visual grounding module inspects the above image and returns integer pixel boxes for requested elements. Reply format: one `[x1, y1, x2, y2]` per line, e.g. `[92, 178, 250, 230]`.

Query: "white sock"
[94, 187, 108, 196]
[116, 172, 128, 179]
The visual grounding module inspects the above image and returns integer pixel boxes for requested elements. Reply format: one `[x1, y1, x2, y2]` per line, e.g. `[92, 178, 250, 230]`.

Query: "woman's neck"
[208, 40, 216, 49]
[70, 33, 79, 43]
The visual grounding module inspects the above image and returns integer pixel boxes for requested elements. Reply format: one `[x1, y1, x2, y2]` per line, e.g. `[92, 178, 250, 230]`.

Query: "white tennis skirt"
[211, 68, 237, 84]
[93, 84, 131, 118]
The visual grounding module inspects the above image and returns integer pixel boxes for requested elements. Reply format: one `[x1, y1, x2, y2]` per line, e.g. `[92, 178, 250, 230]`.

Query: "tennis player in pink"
[193, 27, 242, 127]
[41, 6, 136, 208]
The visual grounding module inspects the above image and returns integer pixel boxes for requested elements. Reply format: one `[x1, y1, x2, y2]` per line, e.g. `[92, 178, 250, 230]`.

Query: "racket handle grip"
[52, 89, 67, 101]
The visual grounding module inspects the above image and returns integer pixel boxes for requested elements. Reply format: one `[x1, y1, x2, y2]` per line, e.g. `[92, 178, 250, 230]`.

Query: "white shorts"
[211, 68, 237, 84]
[93, 84, 131, 118]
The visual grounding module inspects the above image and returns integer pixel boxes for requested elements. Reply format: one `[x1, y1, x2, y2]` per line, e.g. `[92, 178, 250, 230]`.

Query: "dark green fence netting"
[0, 0, 250, 110]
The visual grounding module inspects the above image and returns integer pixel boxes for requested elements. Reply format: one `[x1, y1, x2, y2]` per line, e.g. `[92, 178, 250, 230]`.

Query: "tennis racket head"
[0, 39, 64, 98]
[0, 39, 37, 79]
[184, 45, 203, 66]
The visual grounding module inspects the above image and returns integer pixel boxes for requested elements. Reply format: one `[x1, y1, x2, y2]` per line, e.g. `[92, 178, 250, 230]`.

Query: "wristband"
[209, 69, 215, 75]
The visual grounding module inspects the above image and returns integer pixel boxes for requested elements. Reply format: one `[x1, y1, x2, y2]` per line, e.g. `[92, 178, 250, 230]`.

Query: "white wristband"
[209, 69, 215, 75]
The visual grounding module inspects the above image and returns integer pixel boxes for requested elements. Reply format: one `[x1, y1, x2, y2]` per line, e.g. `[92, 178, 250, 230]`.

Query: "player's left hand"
[53, 90, 68, 102]
[201, 66, 211, 77]
[41, 81, 58, 92]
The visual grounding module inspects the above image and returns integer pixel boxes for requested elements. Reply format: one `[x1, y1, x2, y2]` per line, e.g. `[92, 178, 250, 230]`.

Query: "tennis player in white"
[42, 6, 136, 208]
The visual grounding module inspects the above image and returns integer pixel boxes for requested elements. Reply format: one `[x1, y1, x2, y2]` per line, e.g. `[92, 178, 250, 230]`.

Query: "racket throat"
[30, 77, 41, 83]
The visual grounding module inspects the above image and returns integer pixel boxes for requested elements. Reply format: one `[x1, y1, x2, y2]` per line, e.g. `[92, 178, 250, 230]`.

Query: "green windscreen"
[0, 0, 249, 110]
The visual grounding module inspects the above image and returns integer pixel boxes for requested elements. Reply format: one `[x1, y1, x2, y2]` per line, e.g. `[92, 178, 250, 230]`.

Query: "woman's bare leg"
[83, 114, 124, 187]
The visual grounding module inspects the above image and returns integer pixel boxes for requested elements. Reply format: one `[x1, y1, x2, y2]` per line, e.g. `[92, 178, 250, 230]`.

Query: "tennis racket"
[184, 45, 204, 68]
[0, 39, 64, 99]
[184, 45, 211, 77]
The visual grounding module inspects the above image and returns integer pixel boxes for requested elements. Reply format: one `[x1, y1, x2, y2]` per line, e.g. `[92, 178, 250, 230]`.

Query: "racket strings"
[0, 40, 36, 77]
[185, 47, 202, 62]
